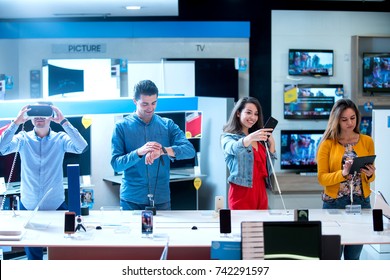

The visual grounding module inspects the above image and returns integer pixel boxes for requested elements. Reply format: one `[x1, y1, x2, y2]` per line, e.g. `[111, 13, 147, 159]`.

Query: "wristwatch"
[161, 146, 168, 155]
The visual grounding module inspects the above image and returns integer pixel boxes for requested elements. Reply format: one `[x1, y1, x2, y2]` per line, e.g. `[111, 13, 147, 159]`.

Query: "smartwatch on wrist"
[161, 146, 168, 155]
[60, 118, 68, 126]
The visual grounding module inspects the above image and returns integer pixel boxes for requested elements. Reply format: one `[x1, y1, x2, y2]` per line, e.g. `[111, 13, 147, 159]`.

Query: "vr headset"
[25, 105, 54, 118]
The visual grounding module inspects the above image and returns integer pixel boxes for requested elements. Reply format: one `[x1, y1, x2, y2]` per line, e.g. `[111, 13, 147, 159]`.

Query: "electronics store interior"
[1, 0, 390, 261]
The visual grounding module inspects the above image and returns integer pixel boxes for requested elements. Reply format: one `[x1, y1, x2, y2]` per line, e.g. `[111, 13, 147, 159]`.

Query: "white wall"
[372, 109, 390, 200]
[197, 97, 234, 209]
[271, 10, 390, 173]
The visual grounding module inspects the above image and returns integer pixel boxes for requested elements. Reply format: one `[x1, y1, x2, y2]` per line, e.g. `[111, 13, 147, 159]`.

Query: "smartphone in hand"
[263, 116, 278, 130]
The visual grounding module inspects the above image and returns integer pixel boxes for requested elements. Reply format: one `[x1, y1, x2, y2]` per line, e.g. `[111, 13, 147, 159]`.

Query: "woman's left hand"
[361, 163, 375, 178]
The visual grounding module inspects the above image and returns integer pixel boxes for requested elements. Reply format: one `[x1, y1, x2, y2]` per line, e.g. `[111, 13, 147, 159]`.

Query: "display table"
[0, 209, 389, 260]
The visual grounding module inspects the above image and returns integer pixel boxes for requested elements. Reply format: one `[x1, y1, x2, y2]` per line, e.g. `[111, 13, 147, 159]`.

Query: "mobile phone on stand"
[219, 209, 232, 234]
[215, 196, 224, 212]
[64, 211, 76, 234]
[141, 210, 153, 237]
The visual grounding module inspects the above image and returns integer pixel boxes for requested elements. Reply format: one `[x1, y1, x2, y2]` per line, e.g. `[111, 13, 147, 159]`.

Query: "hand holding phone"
[263, 116, 278, 130]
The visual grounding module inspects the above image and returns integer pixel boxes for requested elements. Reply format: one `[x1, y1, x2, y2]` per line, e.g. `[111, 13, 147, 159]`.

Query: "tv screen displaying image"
[48, 64, 84, 96]
[284, 84, 344, 119]
[288, 49, 334, 76]
[280, 130, 324, 172]
[360, 116, 372, 136]
[362, 52, 390, 92]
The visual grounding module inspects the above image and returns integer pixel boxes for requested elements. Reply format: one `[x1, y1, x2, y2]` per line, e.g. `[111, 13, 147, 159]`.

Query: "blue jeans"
[20, 201, 68, 260]
[322, 195, 371, 260]
[120, 199, 171, 211]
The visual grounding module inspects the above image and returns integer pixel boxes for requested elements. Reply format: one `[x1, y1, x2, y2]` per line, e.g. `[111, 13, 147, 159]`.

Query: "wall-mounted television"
[362, 52, 390, 93]
[280, 130, 324, 173]
[283, 84, 344, 119]
[288, 49, 334, 76]
[0, 116, 91, 183]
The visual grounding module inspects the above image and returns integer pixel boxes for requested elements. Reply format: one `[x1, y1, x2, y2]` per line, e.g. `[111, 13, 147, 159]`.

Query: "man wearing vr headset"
[0, 102, 88, 260]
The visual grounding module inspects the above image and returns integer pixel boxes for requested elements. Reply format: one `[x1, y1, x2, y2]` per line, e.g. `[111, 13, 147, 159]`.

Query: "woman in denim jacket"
[221, 97, 277, 210]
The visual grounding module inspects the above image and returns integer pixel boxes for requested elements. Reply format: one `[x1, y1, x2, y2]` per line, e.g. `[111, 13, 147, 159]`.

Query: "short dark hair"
[133, 80, 159, 100]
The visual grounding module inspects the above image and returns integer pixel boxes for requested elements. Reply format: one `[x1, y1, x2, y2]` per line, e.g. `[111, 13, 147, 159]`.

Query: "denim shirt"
[0, 121, 88, 210]
[221, 132, 277, 188]
[111, 113, 195, 205]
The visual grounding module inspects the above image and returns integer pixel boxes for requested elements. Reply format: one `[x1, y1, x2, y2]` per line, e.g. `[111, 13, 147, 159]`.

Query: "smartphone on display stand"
[219, 209, 232, 235]
[215, 196, 224, 212]
[141, 210, 153, 237]
[64, 211, 76, 234]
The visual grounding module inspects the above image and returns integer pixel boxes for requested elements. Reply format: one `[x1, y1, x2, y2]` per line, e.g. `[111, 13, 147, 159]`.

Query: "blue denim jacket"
[111, 113, 195, 205]
[221, 132, 277, 188]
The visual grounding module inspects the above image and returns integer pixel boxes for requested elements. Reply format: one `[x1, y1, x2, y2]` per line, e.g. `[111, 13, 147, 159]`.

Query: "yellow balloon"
[193, 178, 202, 190]
[82, 115, 93, 129]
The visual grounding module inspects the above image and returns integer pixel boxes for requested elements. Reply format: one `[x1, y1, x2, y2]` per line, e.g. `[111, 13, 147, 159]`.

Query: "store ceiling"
[0, 0, 386, 20]
[0, 0, 179, 19]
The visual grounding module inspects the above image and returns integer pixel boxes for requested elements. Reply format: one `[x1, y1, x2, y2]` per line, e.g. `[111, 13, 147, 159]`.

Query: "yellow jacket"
[317, 134, 375, 199]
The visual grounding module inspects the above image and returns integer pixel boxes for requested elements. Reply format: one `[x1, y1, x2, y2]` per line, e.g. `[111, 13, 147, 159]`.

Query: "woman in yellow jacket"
[317, 98, 376, 260]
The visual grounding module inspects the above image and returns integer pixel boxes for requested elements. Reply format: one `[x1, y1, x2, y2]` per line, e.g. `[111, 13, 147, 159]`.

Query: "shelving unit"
[351, 35, 390, 108]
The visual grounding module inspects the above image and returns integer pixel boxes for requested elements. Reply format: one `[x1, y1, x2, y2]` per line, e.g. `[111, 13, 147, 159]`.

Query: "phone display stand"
[220, 233, 233, 238]
[145, 206, 156, 216]
[345, 204, 361, 214]
[99, 206, 124, 227]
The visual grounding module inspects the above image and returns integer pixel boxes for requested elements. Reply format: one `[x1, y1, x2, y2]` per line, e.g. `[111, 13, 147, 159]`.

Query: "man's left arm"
[61, 120, 88, 153]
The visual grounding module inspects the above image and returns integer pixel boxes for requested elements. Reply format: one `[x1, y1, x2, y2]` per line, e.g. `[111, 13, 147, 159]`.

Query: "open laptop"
[0, 187, 53, 240]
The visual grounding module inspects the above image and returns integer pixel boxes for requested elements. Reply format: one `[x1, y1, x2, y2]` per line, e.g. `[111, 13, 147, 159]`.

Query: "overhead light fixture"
[125, 6, 142, 10]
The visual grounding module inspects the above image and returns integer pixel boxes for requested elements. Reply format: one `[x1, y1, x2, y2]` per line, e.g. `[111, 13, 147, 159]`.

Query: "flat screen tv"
[48, 64, 84, 96]
[280, 130, 324, 173]
[283, 84, 344, 119]
[362, 52, 390, 93]
[288, 49, 334, 76]
[0, 116, 91, 183]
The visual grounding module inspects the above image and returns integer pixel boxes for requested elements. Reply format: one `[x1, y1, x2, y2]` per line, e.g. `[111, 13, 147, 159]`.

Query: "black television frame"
[288, 49, 334, 77]
[362, 52, 390, 93]
[283, 83, 344, 120]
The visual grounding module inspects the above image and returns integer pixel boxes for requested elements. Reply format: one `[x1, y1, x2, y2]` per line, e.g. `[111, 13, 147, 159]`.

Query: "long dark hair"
[321, 98, 361, 143]
[223, 96, 264, 134]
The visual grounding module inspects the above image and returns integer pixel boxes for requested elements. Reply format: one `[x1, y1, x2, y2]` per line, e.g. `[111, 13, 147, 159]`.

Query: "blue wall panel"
[0, 21, 250, 39]
[0, 97, 198, 119]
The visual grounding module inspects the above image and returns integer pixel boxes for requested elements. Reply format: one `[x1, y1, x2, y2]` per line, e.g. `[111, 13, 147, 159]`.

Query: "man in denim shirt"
[0, 102, 88, 259]
[111, 80, 195, 211]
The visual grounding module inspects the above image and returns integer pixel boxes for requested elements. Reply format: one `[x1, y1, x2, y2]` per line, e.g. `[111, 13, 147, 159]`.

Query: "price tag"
[193, 178, 202, 190]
